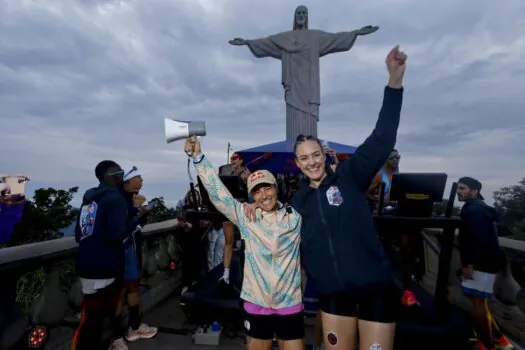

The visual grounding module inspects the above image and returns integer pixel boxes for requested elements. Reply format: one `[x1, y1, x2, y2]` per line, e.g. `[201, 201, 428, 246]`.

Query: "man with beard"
[457, 177, 512, 350]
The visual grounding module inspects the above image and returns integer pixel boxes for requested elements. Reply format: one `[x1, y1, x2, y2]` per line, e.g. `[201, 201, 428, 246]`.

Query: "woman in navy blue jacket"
[245, 46, 407, 350]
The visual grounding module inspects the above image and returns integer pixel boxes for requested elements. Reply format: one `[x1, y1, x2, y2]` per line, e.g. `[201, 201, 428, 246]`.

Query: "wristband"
[193, 154, 205, 164]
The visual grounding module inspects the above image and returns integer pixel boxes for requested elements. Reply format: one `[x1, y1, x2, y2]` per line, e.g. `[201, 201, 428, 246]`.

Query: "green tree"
[7, 187, 79, 246]
[146, 197, 177, 224]
[494, 178, 525, 241]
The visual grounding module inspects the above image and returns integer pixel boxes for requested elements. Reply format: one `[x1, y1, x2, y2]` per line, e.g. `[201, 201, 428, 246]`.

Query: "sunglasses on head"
[107, 166, 137, 178]
[107, 169, 124, 176]
[124, 166, 137, 179]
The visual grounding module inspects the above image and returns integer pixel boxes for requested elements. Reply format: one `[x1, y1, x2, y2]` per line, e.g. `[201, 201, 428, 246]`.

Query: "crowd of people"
[66, 45, 512, 350]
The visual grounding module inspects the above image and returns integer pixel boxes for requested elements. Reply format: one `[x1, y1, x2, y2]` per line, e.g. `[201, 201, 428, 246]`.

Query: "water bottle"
[211, 321, 221, 332]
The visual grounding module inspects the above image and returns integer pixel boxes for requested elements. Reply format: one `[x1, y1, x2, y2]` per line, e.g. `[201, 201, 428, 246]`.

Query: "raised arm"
[229, 36, 282, 59]
[337, 46, 406, 191]
[184, 138, 245, 226]
[318, 26, 378, 57]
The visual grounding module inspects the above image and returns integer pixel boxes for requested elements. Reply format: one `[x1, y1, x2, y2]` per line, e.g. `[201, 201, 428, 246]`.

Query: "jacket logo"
[79, 202, 98, 241]
[326, 186, 343, 206]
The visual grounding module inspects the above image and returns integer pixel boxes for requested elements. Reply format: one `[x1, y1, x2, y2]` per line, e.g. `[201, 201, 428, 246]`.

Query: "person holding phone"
[111, 167, 157, 350]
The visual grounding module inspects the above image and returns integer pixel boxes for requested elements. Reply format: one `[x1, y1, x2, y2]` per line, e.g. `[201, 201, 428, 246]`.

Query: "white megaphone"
[164, 118, 206, 143]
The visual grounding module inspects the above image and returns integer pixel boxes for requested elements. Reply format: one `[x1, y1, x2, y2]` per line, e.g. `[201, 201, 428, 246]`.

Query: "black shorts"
[319, 283, 400, 323]
[244, 312, 304, 341]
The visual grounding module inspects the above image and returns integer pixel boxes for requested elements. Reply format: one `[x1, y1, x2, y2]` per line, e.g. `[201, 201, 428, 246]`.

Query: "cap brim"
[248, 180, 275, 193]
[124, 170, 146, 182]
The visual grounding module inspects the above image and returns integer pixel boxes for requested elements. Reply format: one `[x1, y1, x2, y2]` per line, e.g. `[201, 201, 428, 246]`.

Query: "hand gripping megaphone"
[164, 118, 206, 143]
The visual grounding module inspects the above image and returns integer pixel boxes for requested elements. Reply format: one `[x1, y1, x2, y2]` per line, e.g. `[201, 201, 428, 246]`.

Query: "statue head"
[293, 5, 308, 30]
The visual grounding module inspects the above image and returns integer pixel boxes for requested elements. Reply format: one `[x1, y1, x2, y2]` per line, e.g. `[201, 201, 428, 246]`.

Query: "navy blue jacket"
[121, 190, 148, 266]
[458, 198, 503, 274]
[75, 184, 138, 279]
[293, 86, 403, 297]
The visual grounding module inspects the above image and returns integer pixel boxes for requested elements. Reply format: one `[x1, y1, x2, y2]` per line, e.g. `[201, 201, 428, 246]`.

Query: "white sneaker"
[126, 323, 158, 342]
[110, 338, 128, 350]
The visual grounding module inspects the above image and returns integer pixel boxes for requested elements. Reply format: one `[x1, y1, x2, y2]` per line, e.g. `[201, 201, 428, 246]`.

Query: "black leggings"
[71, 282, 119, 350]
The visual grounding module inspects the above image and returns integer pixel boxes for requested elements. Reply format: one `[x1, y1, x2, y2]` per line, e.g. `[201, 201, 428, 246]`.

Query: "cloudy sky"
[1, 0, 524, 206]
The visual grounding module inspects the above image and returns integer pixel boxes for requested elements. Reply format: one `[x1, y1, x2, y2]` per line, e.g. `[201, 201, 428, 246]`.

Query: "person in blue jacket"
[72, 160, 139, 350]
[112, 167, 158, 350]
[456, 177, 511, 350]
[291, 46, 406, 350]
[245, 45, 407, 350]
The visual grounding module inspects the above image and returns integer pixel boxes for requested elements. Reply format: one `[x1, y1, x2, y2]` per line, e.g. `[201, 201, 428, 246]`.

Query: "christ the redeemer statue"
[229, 5, 379, 140]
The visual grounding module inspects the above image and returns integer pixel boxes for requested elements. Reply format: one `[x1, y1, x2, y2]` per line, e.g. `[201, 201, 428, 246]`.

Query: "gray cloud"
[1, 0, 524, 206]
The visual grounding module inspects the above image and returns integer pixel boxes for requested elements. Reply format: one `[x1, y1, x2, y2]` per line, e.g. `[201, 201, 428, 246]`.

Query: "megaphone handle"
[185, 136, 197, 157]
[189, 182, 199, 211]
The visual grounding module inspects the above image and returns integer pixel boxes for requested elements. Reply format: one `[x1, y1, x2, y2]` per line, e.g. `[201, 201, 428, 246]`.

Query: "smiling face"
[295, 139, 326, 185]
[251, 184, 278, 212]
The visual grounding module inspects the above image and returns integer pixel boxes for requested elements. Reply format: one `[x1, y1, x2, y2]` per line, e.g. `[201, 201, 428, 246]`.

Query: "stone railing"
[0, 219, 183, 350]
[422, 229, 525, 346]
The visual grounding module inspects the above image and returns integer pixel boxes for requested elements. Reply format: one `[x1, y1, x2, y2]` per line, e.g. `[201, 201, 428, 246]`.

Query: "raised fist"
[385, 45, 407, 88]
[228, 38, 247, 46]
[357, 25, 379, 36]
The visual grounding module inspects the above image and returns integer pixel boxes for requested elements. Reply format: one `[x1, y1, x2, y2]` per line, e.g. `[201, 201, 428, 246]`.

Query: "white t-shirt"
[80, 278, 115, 294]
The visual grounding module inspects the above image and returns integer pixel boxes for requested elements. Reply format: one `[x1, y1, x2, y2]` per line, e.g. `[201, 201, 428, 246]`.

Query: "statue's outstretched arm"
[229, 36, 282, 59]
[318, 26, 379, 57]
[228, 38, 248, 46]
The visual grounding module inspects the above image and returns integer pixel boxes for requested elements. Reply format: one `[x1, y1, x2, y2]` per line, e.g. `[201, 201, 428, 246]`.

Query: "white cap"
[123, 167, 146, 182]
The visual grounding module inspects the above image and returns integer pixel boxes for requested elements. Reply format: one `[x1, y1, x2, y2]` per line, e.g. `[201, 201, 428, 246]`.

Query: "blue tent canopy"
[237, 139, 357, 174]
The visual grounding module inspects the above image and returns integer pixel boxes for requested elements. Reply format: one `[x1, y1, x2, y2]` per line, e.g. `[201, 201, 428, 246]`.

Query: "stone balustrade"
[1, 219, 524, 348]
[422, 228, 525, 346]
[0, 219, 182, 350]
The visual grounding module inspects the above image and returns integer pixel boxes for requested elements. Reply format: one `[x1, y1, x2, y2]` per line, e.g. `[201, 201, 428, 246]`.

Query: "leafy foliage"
[146, 197, 177, 224]
[0, 187, 80, 311]
[494, 178, 525, 240]
[6, 187, 79, 246]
